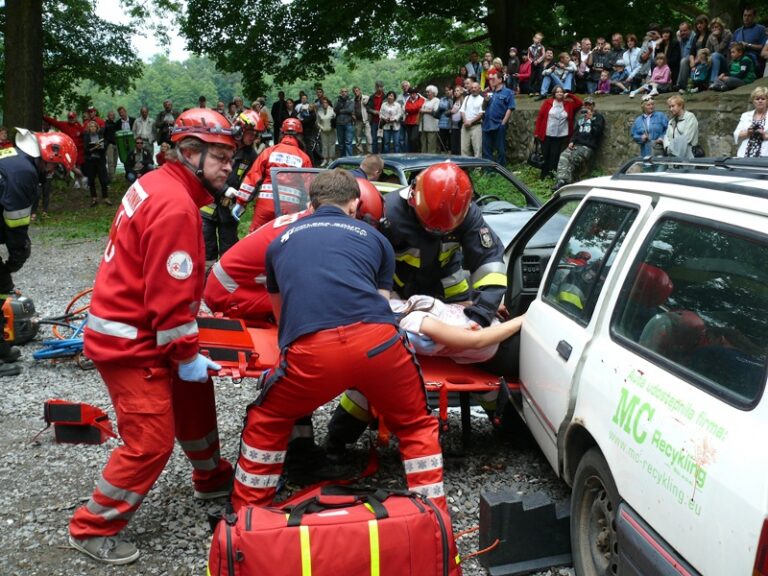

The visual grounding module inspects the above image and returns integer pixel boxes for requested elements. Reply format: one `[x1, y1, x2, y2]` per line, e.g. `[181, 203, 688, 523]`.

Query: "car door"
[518, 190, 653, 471]
[269, 167, 323, 217]
[577, 199, 768, 575]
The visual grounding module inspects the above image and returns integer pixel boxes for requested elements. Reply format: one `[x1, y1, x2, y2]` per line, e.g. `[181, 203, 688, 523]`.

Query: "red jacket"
[84, 162, 213, 366]
[518, 60, 532, 84]
[234, 136, 312, 232]
[404, 95, 425, 126]
[533, 94, 583, 142]
[44, 116, 85, 165]
[204, 210, 309, 321]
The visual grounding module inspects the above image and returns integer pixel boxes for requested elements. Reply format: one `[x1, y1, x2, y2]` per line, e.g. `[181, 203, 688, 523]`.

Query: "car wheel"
[571, 447, 620, 576]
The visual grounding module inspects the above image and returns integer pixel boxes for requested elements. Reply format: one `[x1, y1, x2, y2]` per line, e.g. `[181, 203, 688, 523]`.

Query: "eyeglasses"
[208, 151, 234, 165]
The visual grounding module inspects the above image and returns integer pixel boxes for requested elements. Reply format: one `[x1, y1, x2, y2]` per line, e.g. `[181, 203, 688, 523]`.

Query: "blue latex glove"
[231, 203, 245, 221]
[405, 331, 437, 355]
[178, 354, 221, 383]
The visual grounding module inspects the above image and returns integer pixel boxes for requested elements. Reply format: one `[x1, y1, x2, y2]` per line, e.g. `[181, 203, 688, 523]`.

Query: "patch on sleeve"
[167, 251, 193, 280]
[479, 227, 494, 249]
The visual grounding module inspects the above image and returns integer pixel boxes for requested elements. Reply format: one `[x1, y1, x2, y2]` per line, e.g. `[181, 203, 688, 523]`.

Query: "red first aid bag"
[208, 486, 462, 575]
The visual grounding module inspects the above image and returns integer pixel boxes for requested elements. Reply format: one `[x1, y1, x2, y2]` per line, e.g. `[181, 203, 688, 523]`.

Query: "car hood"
[480, 202, 539, 248]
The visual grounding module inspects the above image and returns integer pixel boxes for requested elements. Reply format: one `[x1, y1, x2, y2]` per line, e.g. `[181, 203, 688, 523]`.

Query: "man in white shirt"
[132, 106, 154, 147]
[460, 82, 484, 157]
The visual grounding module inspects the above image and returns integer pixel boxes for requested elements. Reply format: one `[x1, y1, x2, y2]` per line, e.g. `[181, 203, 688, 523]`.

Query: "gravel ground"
[0, 228, 574, 576]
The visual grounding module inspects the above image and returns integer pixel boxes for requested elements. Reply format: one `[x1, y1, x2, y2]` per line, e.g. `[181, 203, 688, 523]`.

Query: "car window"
[467, 166, 529, 207]
[543, 200, 638, 324]
[612, 216, 768, 408]
[271, 171, 315, 216]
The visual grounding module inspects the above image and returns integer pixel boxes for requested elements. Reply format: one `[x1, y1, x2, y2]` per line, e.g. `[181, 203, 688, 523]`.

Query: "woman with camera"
[734, 85, 768, 157]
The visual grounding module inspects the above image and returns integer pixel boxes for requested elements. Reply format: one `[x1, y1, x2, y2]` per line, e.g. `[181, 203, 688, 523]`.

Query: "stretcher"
[196, 316, 519, 447]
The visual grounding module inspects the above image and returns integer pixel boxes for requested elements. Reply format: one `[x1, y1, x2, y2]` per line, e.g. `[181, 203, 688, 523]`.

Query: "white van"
[504, 157, 768, 575]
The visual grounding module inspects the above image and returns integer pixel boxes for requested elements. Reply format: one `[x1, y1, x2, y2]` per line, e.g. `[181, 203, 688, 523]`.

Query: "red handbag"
[208, 486, 462, 576]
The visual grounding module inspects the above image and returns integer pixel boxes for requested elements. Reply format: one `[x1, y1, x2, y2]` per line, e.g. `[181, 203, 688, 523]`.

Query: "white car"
[504, 156, 768, 575]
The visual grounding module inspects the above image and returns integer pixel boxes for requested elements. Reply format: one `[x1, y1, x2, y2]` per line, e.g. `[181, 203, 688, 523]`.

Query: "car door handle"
[556, 340, 572, 361]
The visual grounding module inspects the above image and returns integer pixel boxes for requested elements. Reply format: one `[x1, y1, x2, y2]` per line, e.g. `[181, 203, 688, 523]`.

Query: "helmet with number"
[355, 178, 384, 228]
[281, 117, 303, 135]
[407, 162, 472, 234]
[16, 129, 77, 172]
[234, 110, 266, 133]
[171, 108, 236, 148]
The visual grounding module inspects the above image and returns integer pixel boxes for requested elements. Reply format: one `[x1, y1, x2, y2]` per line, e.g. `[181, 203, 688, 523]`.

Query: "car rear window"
[612, 215, 768, 409]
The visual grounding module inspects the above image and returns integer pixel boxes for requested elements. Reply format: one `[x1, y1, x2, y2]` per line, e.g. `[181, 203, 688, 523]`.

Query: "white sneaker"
[73, 179, 81, 189]
[648, 88, 659, 97]
[629, 90, 637, 98]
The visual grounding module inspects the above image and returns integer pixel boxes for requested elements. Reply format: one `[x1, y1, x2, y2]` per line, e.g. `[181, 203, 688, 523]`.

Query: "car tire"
[571, 447, 620, 576]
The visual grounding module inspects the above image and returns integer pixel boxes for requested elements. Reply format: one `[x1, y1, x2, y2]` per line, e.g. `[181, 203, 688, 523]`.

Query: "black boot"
[0, 340, 20, 363]
[0, 360, 21, 377]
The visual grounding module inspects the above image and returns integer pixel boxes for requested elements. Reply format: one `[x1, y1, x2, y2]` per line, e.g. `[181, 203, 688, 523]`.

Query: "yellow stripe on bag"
[368, 519, 380, 576]
[301, 525, 312, 576]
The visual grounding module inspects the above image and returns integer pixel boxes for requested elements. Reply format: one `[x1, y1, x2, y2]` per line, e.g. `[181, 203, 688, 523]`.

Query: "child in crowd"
[507, 47, 520, 92]
[610, 60, 631, 94]
[528, 32, 546, 92]
[518, 52, 533, 94]
[630, 53, 671, 98]
[595, 70, 612, 94]
[537, 52, 577, 99]
[155, 141, 170, 166]
[711, 43, 756, 92]
[689, 48, 711, 92]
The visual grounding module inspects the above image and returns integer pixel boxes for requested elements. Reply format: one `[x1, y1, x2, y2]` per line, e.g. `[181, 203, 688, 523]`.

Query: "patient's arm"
[419, 315, 524, 350]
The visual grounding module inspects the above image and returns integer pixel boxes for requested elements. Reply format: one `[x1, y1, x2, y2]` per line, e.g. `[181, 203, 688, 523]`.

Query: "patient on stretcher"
[390, 295, 522, 368]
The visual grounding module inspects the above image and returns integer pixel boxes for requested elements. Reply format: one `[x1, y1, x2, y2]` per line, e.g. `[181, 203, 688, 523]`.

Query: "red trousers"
[249, 198, 276, 233]
[231, 322, 446, 513]
[69, 362, 232, 538]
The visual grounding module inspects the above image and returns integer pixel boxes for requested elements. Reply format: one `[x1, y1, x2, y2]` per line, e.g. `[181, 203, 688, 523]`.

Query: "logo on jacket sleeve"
[167, 251, 193, 279]
[479, 227, 494, 248]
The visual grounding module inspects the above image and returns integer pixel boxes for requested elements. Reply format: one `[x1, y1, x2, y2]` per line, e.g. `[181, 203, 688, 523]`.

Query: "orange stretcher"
[196, 316, 519, 446]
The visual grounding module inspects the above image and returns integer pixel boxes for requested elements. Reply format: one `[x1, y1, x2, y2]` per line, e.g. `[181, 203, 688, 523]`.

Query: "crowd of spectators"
[31, 6, 768, 219]
[503, 7, 768, 100]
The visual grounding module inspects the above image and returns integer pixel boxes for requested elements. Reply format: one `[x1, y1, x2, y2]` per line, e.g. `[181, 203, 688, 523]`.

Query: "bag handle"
[286, 493, 389, 527]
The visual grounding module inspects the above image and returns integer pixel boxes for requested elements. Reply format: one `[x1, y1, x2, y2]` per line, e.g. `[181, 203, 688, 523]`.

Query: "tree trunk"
[485, 0, 530, 60]
[708, 0, 741, 29]
[3, 0, 43, 132]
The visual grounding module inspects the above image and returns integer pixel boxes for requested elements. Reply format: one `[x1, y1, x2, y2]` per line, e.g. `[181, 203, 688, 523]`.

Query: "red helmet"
[355, 178, 384, 227]
[234, 110, 266, 132]
[281, 117, 303, 135]
[171, 108, 236, 148]
[67, 111, 77, 121]
[408, 162, 472, 234]
[36, 132, 77, 172]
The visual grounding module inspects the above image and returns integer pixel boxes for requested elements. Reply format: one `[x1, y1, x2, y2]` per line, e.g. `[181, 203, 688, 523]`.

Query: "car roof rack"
[615, 156, 768, 178]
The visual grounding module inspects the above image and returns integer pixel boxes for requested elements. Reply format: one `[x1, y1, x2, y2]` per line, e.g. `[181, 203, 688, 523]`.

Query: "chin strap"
[179, 142, 223, 196]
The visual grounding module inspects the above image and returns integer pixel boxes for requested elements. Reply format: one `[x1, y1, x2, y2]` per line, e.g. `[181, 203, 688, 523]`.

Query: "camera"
[751, 122, 762, 132]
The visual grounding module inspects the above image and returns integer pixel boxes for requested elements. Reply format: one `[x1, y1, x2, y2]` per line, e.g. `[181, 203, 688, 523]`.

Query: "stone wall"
[505, 79, 768, 172]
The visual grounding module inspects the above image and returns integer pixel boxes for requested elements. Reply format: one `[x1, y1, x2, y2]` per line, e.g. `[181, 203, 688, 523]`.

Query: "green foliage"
[0, 0, 181, 116]
[76, 54, 416, 116]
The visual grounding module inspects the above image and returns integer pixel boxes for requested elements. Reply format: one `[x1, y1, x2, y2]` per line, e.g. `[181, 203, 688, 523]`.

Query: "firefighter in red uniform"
[68, 109, 237, 565]
[231, 117, 313, 233]
[230, 169, 447, 514]
[205, 178, 384, 321]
